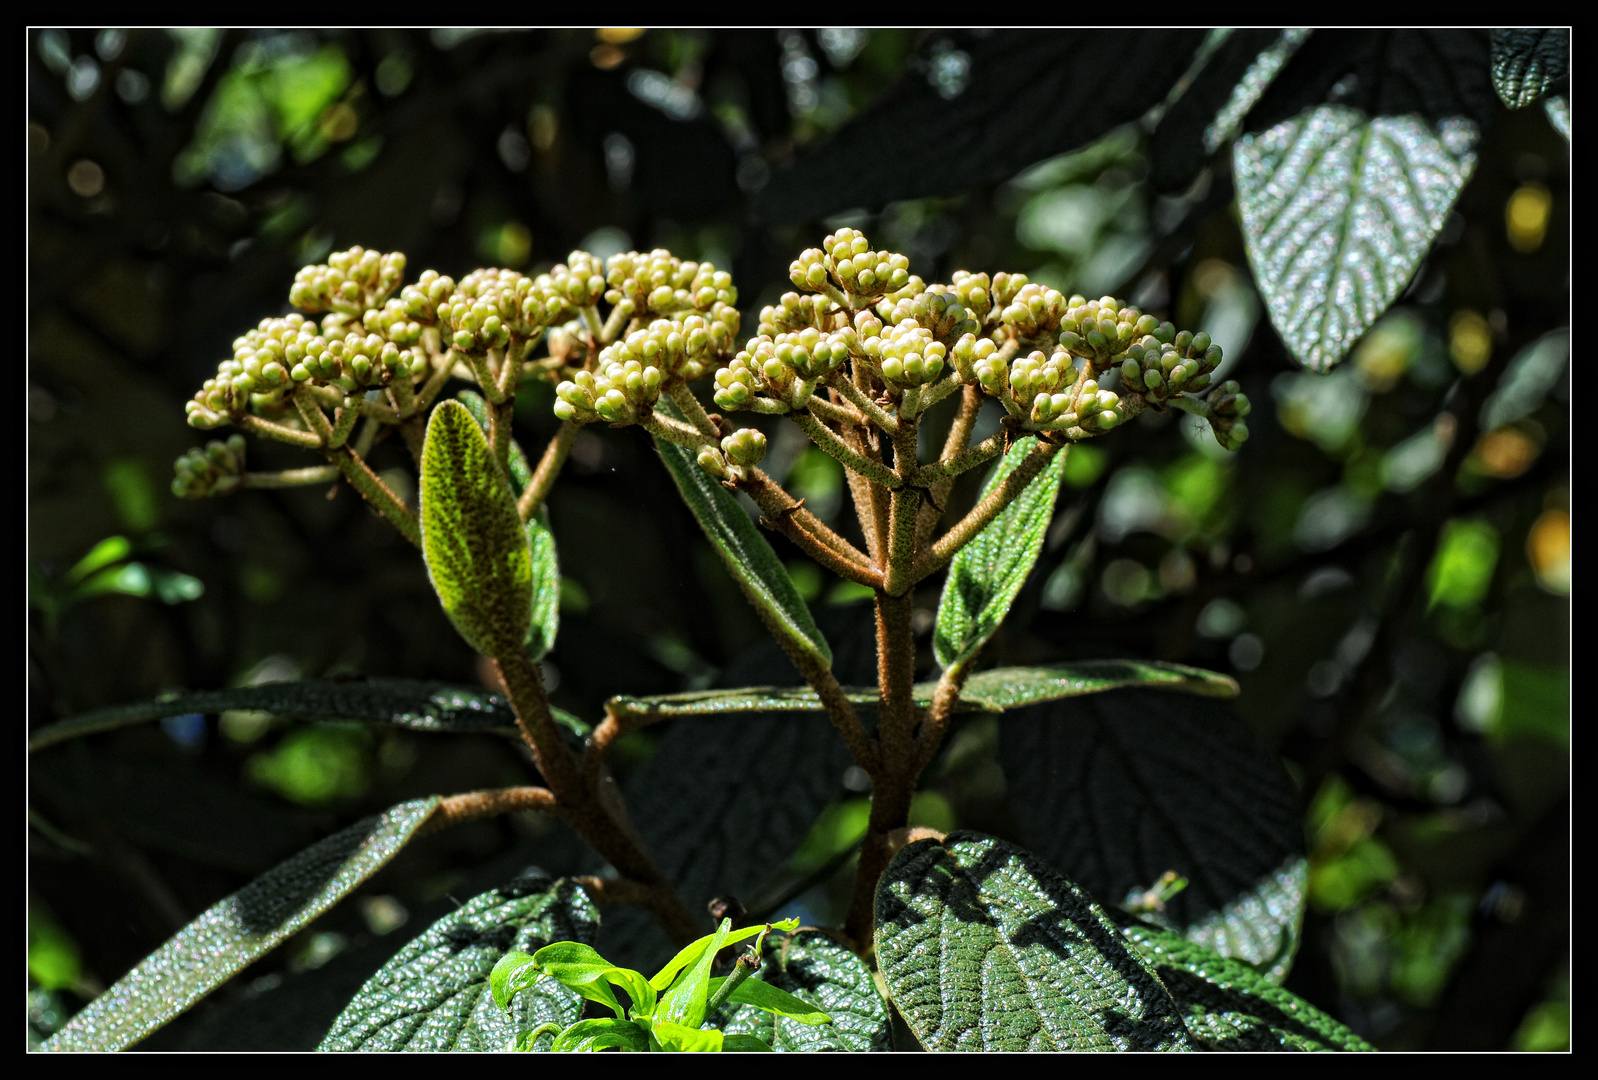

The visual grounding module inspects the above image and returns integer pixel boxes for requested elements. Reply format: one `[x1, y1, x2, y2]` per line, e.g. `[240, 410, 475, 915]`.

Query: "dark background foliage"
[29, 28, 1568, 1051]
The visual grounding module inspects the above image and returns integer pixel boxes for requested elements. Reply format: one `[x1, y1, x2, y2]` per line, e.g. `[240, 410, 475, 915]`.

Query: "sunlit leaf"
[713, 931, 890, 1052]
[1235, 105, 1477, 372]
[876, 833, 1195, 1051]
[934, 436, 1068, 671]
[321, 872, 595, 1051]
[39, 798, 441, 1052]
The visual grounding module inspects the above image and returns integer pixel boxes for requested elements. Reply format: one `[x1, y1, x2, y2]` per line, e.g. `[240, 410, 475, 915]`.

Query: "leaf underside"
[876, 833, 1195, 1052]
[713, 931, 891, 1052]
[39, 798, 442, 1053]
[1235, 104, 1478, 373]
[320, 871, 595, 1051]
[1116, 915, 1375, 1051]
[934, 436, 1068, 671]
[652, 402, 832, 671]
[999, 688, 1306, 982]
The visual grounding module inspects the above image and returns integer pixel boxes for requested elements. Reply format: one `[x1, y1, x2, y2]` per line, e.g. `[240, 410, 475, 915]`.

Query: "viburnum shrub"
[36, 232, 1374, 1053]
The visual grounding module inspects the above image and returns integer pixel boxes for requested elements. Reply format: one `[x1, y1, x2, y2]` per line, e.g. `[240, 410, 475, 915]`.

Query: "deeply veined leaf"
[39, 798, 441, 1052]
[998, 688, 1306, 982]
[713, 931, 890, 1052]
[653, 400, 831, 671]
[1490, 29, 1568, 109]
[456, 391, 559, 660]
[27, 679, 589, 751]
[420, 400, 532, 656]
[1117, 916, 1374, 1051]
[320, 871, 596, 1051]
[876, 833, 1195, 1051]
[934, 436, 1068, 671]
[1235, 105, 1477, 372]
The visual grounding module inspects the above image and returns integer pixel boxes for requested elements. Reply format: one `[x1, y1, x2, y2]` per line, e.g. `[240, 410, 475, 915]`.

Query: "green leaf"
[714, 931, 891, 1052]
[64, 535, 132, 584]
[531, 942, 656, 1019]
[647, 919, 797, 994]
[420, 399, 532, 656]
[958, 660, 1239, 710]
[658, 919, 732, 1029]
[998, 688, 1306, 982]
[30, 679, 535, 751]
[721, 1033, 773, 1051]
[548, 1017, 651, 1052]
[710, 977, 829, 1025]
[489, 951, 541, 1013]
[321, 871, 595, 1051]
[934, 436, 1068, 671]
[38, 797, 441, 1052]
[524, 508, 560, 661]
[456, 390, 559, 661]
[875, 832, 1195, 1051]
[1235, 105, 1477, 372]
[653, 400, 831, 670]
[1117, 916, 1374, 1051]
[1490, 29, 1568, 109]
[651, 1019, 723, 1052]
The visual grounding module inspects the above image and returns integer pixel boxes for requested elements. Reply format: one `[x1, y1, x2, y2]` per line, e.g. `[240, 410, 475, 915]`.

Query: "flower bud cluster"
[538, 251, 608, 310]
[757, 291, 837, 337]
[863, 319, 947, 388]
[876, 288, 979, 347]
[289, 247, 406, 317]
[440, 268, 565, 354]
[713, 332, 834, 411]
[1203, 380, 1251, 450]
[790, 228, 911, 301]
[184, 314, 304, 427]
[604, 250, 737, 318]
[365, 269, 457, 346]
[999, 283, 1072, 344]
[948, 271, 995, 324]
[1056, 295, 1165, 368]
[1117, 329, 1223, 404]
[171, 435, 247, 499]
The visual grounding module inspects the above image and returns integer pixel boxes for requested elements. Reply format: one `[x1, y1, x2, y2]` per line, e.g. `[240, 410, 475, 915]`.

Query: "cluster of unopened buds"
[790, 228, 916, 303]
[289, 247, 407, 321]
[696, 427, 769, 482]
[171, 435, 247, 498]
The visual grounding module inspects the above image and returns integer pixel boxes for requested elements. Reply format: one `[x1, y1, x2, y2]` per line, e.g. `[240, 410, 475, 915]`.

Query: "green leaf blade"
[1118, 917, 1374, 1051]
[549, 1017, 651, 1052]
[712, 976, 830, 1025]
[420, 399, 532, 656]
[959, 660, 1238, 711]
[875, 833, 1195, 1052]
[1235, 105, 1477, 372]
[712, 931, 889, 1052]
[320, 871, 597, 1052]
[40, 798, 441, 1053]
[934, 436, 1068, 671]
[653, 404, 831, 670]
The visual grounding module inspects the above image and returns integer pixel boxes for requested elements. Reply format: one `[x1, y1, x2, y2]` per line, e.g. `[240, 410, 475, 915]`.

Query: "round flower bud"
[697, 446, 730, 480]
[721, 428, 767, 467]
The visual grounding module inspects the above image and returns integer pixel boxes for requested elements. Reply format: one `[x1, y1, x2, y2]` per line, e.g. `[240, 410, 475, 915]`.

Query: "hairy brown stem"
[421, 786, 560, 835]
[520, 420, 578, 521]
[792, 412, 902, 490]
[234, 413, 323, 448]
[667, 382, 720, 438]
[329, 446, 421, 548]
[739, 469, 878, 581]
[908, 437, 1063, 585]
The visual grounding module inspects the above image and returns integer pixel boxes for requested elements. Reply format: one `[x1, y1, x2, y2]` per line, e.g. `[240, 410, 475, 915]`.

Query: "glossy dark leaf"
[320, 871, 595, 1051]
[714, 930, 891, 1052]
[39, 798, 441, 1052]
[999, 688, 1306, 982]
[1117, 915, 1374, 1051]
[1490, 29, 1568, 109]
[875, 833, 1194, 1051]
[754, 29, 1208, 224]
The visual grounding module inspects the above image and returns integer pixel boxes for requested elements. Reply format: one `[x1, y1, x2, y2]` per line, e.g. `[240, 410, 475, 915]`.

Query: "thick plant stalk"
[520, 420, 578, 521]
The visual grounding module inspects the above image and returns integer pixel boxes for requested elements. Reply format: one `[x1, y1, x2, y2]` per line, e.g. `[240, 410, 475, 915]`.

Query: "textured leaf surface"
[715, 931, 891, 1052]
[754, 30, 1206, 224]
[876, 833, 1194, 1051]
[420, 399, 532, 656]
[654, 406, 830, 671]
[999, 688, 1306, 982]
[1491, 29, 1568, 108]
[935, 437, 1068, 671]
[1117, 916, 1374, 1051]
[1235, 105, 1477, 372]
[39, 798, 441, 1052]
[603, 661, 1235, 723]
[456, 391, 559, 661]
[30, 679, 530, 750]
[320, 871, 594, 1051]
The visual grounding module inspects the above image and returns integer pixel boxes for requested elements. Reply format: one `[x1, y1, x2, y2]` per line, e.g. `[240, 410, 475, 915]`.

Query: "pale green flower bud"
[721, 428, 767, 467]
